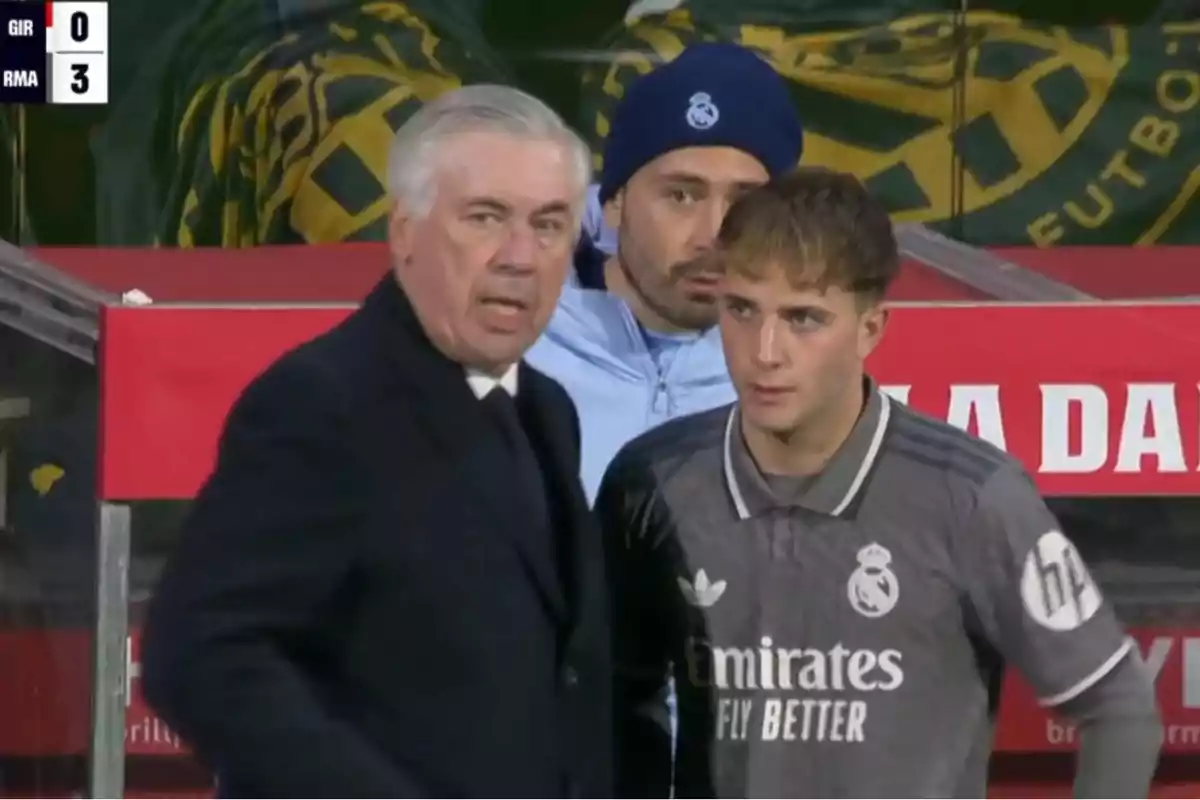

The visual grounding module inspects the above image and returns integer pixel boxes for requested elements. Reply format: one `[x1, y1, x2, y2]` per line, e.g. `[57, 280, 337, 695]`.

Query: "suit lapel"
[358, 278, 567, 621]
[517, 364, 592, 633]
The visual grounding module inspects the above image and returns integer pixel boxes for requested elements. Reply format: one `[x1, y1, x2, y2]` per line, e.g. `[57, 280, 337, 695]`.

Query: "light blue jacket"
[526, 187, 735, 503]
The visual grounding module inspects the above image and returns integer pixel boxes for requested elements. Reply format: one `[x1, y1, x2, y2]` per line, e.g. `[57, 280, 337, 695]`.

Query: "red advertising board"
[0, 627, 1194, 770]
[99, 303, 1200, 498]
[0, 630, 182, 758]
[0, 631, 182, 757]
[997, 630, 1200, 753]
[81, 302, 1200, 775]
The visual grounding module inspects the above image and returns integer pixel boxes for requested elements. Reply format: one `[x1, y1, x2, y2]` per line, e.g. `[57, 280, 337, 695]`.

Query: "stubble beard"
[616, 243, 718, 332]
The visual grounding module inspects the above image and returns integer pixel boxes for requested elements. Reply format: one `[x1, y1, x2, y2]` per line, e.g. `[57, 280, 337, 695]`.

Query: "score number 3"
[71, 64, 88, 94]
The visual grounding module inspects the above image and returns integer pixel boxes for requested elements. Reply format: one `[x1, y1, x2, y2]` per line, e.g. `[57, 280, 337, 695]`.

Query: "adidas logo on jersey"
[685, 636, 904, 692]
[678, 569, 726, 608]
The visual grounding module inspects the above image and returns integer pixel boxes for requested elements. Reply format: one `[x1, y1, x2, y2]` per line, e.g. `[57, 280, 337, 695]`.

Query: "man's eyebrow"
[722, 292, 756, 306]
[658, 172, 709, 187]
[779, 301, 832, 317]
[462, 197, 511, 214]
[658, 173, 763, 193]
[532, 201, 571, 216]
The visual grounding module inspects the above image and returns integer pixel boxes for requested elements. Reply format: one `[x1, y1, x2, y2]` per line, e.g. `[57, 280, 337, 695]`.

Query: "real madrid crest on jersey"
[847, 543, 899, 618]
[685, 91, 719, 130]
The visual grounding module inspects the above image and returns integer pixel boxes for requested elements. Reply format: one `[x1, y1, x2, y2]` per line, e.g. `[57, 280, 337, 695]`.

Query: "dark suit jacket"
[141, 276, 613, 798]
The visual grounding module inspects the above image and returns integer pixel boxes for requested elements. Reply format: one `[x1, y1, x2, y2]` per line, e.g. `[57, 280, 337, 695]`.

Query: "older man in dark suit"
[141, 84, 611, 798]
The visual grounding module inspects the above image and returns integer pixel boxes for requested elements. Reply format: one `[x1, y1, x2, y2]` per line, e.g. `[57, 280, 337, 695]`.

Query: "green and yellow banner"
[94, 2, 1200, 247]
[581, 9, 1200, 246]
[94, 0, 504, 247]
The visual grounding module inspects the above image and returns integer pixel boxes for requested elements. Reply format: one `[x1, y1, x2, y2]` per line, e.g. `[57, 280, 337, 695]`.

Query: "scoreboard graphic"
[0, 1, 106, 103]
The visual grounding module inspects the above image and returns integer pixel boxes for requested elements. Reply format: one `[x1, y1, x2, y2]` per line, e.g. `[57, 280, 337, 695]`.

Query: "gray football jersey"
[597, 383, 1133, 798]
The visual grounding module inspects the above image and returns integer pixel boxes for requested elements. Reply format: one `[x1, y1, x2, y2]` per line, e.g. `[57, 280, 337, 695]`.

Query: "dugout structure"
[0, 232, 1199, 798]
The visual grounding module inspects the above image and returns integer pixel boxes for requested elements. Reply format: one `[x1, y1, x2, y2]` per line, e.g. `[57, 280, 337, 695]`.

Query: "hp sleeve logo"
[1019, 530, 1102, 631]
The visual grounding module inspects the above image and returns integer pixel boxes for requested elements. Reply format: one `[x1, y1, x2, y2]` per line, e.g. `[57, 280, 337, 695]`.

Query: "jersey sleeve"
[596, 454, 670, 681]
[959, 463, 1133, 707]
[594, 450, 674, 797]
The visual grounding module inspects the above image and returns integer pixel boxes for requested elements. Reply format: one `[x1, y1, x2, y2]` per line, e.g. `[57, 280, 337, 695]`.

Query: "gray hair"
[387, 84, 593, 220]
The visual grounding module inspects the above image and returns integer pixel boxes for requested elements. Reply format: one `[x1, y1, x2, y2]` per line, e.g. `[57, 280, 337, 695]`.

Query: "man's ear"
[388, 199, 412, 268]
[603, 189, 624, 233]
[857, 303, 889, 360]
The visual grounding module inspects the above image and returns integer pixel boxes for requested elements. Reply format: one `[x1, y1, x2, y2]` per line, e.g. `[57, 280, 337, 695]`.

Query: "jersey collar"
[723, 380, 892, 519]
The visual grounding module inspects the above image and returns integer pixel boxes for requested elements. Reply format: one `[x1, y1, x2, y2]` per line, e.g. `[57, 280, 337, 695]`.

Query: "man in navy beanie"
[527, 41, 804, 502]
[525, 43, 801, 794]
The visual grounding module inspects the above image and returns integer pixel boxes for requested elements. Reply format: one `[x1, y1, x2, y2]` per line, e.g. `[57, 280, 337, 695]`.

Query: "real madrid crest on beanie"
[598, 41, 804, 204]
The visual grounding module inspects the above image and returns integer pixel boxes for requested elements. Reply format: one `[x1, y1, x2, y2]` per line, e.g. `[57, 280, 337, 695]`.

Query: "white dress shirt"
[466, 364, 519, 399]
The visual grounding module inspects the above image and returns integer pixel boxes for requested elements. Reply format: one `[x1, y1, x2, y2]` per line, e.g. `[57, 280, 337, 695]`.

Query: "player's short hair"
[716, 167, 900, 305]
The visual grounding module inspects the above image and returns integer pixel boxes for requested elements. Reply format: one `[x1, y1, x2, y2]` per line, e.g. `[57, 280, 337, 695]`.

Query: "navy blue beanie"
[599, 42, 804, 204]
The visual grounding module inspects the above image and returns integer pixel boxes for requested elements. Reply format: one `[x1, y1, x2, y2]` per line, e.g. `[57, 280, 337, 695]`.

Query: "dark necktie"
[481, 387, 550, 536]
